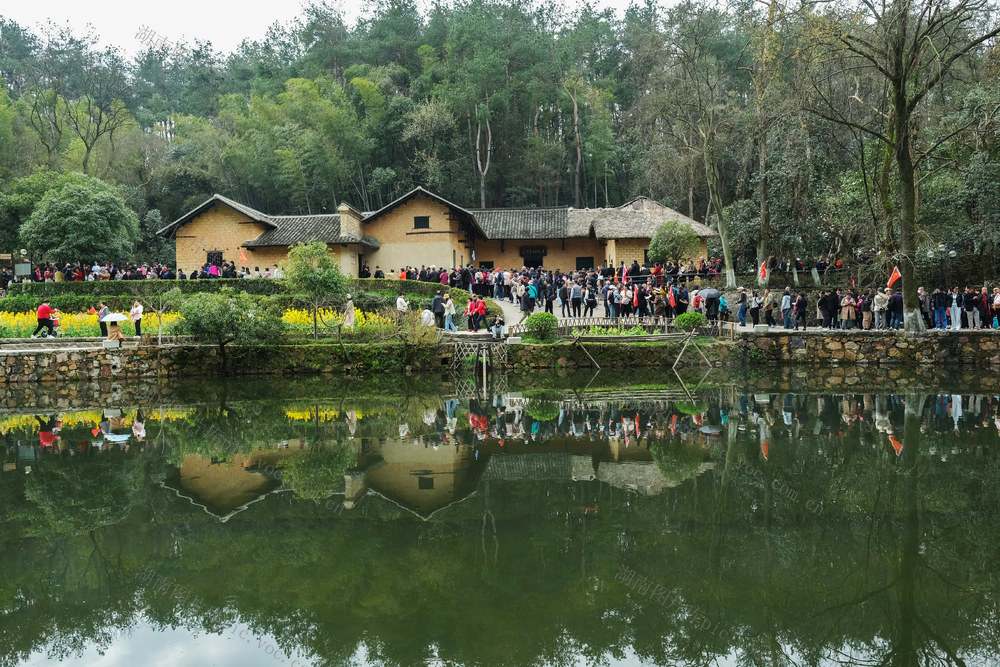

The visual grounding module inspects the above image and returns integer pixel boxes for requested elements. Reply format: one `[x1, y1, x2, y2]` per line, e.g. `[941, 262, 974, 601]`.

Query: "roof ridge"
[470, 206, 569, 212]
[268, 213, 341, 220]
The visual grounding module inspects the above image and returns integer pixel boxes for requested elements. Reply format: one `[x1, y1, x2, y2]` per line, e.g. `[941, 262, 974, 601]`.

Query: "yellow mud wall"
[173, 204, 270, 274]
[362, 195, 470, 271]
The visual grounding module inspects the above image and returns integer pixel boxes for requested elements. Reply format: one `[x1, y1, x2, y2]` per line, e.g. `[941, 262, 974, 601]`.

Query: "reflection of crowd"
[2, 409, 148, 462]
[388, 395, 704, 450]
[702, 392, 1000, 459]
[373, 391, 1000, 459]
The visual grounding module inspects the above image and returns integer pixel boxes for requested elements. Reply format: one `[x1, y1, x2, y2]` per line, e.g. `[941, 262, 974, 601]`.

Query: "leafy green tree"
[176, 287, 286, 371]
[19, 171, 139, 263]
[647, 220, 701, 265]
[281, 240, 351, 339]
[0, 167, 59, 255]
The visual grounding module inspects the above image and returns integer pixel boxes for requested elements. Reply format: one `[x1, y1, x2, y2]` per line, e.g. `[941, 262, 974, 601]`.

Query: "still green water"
[1, 373, 999, 666]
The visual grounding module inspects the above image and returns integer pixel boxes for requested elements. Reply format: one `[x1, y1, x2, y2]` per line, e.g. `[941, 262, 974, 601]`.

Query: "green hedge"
[0, 279, 493, 319]
[4, 278, 286, 297]
[4, 277, 445, 298]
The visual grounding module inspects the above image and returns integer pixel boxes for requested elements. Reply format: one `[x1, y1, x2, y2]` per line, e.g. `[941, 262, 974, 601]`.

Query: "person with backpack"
[749, 290, 762, 326]
[584, 284, 598, 317]
[518, 285, 533, 324]
[931, 287, 949, 330]
[794, 293, 808, 330]
[859, 288, 873, 330]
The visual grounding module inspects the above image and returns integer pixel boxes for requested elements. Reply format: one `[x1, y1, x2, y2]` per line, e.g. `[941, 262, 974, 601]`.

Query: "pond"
[1, 372, 998, 666]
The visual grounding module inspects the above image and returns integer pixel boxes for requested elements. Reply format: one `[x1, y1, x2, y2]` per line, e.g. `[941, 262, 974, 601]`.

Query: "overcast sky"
[4, 0, 633, 57]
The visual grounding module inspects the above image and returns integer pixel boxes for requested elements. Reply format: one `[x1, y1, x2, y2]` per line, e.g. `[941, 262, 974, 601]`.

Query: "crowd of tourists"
[7, 254, 1000, 336]
[0, 261, 297, 289]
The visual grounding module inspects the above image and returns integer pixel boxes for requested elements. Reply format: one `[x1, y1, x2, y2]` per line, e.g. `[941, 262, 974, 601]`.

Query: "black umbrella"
[701, 288, 722, 299]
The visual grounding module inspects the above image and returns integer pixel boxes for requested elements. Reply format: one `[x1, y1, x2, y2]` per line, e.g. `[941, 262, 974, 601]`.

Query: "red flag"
[889, 434, 903, 456]
[761, 439, 769, 460]
[758, 262, 767, 280]
[633, 286, 639, 307]
[88, 307, 96, 315]
[239, 248, 249, 264]
[668, 288, 676, 308]
[887, 266, 901, 287]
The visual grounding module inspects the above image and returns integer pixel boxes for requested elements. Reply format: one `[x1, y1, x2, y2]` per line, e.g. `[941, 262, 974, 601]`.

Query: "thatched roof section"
[470, 196, 716, 241]
[568, 197, 717, 240]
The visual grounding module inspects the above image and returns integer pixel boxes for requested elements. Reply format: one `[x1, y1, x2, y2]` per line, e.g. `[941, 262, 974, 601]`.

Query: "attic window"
[414, 216, 430, 229]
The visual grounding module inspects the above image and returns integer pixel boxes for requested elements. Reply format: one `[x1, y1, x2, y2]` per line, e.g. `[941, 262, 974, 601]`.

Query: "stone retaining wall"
[507, 330, 1000, 370]
[731, 330, 1000, 365]
[0, 343, 451, 384]
[2, 330, 997, 384]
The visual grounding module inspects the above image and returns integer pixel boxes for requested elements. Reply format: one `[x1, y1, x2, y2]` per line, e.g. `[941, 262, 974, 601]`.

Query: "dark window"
[207, 250, 223, 265]
[418, 476, 435, 490]
[478, 261, 494, 270]
[414, 216, 430, 229]
[576, 257, 594, 271]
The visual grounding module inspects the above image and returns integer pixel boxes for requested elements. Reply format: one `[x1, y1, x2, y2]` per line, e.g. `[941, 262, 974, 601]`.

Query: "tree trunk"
[756, 135, 770, 287]
[568, 82, 582, 209]
[704, 148, 735, 288]
[475, 108, 492, 209]
[893, 77, 923, 333]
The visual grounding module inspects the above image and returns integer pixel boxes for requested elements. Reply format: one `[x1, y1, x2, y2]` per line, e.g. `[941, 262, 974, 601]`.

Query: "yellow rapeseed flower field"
[1, 307, 392, 338]
[281, 308, 394, 331]
[0, 311, 183, 338]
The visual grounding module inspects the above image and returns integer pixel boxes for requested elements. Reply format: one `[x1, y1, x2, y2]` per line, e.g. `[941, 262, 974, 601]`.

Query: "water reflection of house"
[349, 439, 488, 519]
[481, 450, 694, 496]
[165, 448, 303, 521]
[163, 435, 709, 522]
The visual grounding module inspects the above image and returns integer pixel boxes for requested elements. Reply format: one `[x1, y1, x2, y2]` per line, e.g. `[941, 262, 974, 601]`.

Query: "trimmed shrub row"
[0, 283, 498, 321]
[3, 277, 447, 298]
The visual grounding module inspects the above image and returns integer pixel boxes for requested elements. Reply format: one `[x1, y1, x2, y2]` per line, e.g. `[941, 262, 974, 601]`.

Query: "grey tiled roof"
[242, 215, 379, 249]
[469, 208, 569, 239]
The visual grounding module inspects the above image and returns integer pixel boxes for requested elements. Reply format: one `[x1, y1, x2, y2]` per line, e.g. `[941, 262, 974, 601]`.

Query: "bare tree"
[807, 0, 1000, 332]
[63, 47, 131, 174]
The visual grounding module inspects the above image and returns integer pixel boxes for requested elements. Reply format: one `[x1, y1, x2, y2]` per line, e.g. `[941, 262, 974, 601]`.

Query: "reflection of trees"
[3, 389, 1000, 666]
[279, 444, 357, 501]
[23, 451, 148, 536]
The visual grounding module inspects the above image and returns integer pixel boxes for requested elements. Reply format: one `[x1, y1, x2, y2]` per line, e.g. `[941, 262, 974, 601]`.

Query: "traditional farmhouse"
[157, 187, 716, 275]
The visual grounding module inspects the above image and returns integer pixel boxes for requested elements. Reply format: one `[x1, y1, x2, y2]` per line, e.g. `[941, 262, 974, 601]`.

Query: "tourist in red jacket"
[31, 301, 56, 338]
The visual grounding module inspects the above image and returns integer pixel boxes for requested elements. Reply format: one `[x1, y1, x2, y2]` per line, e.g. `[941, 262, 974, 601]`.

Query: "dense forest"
[0, 0, 998, 294]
